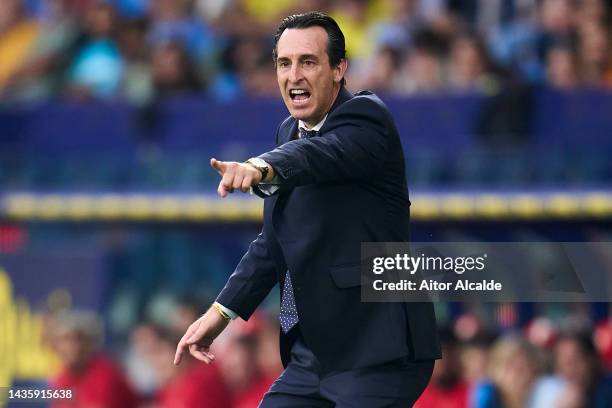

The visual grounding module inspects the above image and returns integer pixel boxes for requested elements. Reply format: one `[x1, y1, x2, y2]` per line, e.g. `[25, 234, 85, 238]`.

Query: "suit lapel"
[319, 87, 353, 133]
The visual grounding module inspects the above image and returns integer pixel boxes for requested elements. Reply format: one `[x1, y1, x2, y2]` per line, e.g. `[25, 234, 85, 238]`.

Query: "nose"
[288, 63, 304, 83]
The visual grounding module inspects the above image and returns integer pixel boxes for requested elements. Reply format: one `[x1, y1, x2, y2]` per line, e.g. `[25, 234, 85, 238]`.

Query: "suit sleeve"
[257, 97, 391, 189]
[215, 230, 278, 320]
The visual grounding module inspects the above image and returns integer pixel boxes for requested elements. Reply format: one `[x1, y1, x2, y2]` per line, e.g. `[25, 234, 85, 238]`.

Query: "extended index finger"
[210, 158, 225, 176]
[174, 334, 190, 365]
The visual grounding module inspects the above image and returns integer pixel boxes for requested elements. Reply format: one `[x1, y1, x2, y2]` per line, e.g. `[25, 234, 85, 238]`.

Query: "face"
[87, 4, 114, 37]
[452, 38, 484, 80]
[153, 44, 183, 84]
[555, 339, 593, 388]
[461, 345, 489, 383]
[219, 339, 258, 390]
[54, 331, 91, 371]
[546, 48, 577, 89]
[276, 27, 347, 128]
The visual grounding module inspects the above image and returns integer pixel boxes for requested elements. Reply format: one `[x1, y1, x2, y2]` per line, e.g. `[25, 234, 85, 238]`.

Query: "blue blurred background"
[1, 0, 611, 407]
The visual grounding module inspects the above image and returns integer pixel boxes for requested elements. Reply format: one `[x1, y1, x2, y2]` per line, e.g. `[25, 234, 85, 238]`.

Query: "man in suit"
[174, 11, 441, 407]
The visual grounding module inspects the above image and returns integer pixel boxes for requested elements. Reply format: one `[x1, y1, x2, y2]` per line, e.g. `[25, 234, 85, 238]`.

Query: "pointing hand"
[210, 158, 266, 198]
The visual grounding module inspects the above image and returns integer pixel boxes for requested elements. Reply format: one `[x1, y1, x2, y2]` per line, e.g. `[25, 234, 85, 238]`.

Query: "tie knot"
[299, 128, 319, 139]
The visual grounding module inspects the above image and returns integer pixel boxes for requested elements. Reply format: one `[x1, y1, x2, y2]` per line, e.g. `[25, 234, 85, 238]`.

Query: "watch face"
[251, 158, 266, 168]
[247, 159, 267, 177]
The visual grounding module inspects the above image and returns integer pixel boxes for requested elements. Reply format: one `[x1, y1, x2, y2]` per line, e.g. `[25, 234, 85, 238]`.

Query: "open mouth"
[289, 89, 311, 104]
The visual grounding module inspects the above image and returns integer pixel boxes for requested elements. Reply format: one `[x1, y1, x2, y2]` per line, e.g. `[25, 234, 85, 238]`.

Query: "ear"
[333, 58, 348, 84]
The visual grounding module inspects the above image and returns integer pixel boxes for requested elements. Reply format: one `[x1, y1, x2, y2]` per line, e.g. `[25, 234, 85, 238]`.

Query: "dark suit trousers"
[259, 332, 434, 408]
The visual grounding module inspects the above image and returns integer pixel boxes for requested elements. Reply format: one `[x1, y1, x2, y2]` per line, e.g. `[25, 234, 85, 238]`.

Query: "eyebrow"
[277, 54, 320, 62]
[299, 54, 319, 61]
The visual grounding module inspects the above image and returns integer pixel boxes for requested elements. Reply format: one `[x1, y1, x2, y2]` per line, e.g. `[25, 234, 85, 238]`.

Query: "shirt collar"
[299, 114, 328, 132]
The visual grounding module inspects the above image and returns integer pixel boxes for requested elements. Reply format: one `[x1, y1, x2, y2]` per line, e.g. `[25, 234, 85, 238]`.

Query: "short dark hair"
[272, 11, 347, 86]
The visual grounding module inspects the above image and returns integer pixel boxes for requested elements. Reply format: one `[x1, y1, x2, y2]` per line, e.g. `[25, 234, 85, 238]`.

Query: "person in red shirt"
[50, 310, 140, 408]
[147, 326, 232, 408]
[415, 327, 469, 408]
[217, 313, 277, 408]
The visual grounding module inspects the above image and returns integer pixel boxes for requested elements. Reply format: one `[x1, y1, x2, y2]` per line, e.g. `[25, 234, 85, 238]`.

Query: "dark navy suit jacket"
[216, 87, 441, 372]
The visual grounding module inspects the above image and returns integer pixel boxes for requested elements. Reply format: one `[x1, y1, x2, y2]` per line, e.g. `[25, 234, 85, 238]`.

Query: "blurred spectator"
[576, 0, 608, 28]
[118, 18, 154, 105]
[50, 310, 140, 408]
[194, 0, 233, 25]
[525, 317, 558, 350]
[1, 0, 81, 102]
[330, 0, 387, 70]
[426, 5, 463, 42]
[151, 41, 202, 96]
[415, 327, 469, 408]
[115, 0, 151, 19]
[207, 0, 265, 38]
[594, 319, 612, 372]
[393, 29, 446, 94]
[0, 0, 41, 91]
[372, 0, 422, 50]
[545, 43, 580, 89]
[552, 331, 612, 408]
[472, 335, 542, 408]
[536, 0, 578, 61]
[448, 31, 500, 93]
[147, 0, 215, 63]
[124, 322, 160, 397]
[351, 0, 419, 89]
[460, 333, 493, 388]
[0, 0, 611, 102]
[576, 21, 611, 87]
[145, 325, 232, 408]
[66, 2, 123, 99]
[354, 45, 402, 93]
[489, 0, 578, 84]
[488, 1, 541, 82]
[241, 0, 298, 28]
[170, 296, 202, 332]
[292, 0, 333, 15]
[242, 58, 278, 97]
[218, 314, 276, 408]
[210, 35, 269, 100]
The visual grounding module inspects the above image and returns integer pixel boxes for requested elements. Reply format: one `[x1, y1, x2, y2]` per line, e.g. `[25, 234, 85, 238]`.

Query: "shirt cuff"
[213, 302, 238, 320]
[256, 174, 281, 196]
[257, 184, 280, 196]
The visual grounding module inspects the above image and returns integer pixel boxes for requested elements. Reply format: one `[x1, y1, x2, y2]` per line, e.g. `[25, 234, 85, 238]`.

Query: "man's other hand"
[210, 158, 265, 198]
[174, 307, 229, 365]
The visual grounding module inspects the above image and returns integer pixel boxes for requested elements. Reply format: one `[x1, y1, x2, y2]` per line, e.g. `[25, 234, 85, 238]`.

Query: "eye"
[304, 60, 315, 66]
[278, 61, 289, 68]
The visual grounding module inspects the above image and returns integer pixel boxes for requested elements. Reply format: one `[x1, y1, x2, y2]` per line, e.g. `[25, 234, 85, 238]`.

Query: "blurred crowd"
[415, 317, 612, 408]
[40, 304, 612, 408]
[1, 0, 612, 106]
[43, 303, 283, 408]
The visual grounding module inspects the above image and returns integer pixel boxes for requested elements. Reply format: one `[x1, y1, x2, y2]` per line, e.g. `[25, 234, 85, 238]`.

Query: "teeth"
[290, 89, 307, 95]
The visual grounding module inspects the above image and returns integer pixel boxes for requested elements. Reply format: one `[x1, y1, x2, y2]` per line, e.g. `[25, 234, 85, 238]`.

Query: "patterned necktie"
[299, 127, 319, 139]
[279, 271, 299, 333]
[279, 126, 316, 334]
